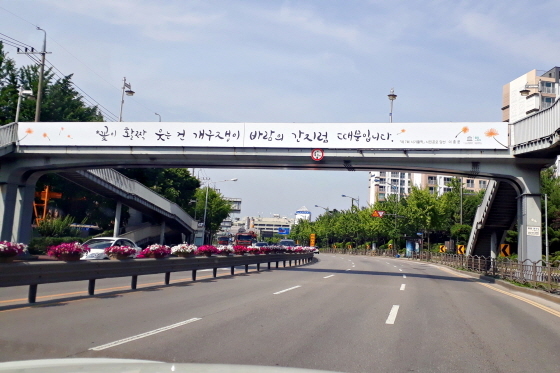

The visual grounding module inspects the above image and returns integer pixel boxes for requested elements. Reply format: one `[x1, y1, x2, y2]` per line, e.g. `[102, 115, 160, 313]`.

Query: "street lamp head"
[21, 89, 34, 97]
[230, 178, 238, 181]
[125, 89, 135, 96]
[341, 194, 347, 197]
[388, 88, 397, 101]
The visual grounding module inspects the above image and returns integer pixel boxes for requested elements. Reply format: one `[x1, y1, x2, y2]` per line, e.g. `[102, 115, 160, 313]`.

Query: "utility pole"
[18, 27, 50, 122]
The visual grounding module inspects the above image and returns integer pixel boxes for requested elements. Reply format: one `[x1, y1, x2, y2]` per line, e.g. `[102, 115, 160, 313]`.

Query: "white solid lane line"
[345, 269, 351, 271]
[273, 285, 301, 295]
[323, 275, 335, 279]
[400, 284, 406, 291]
[386, 305, 400, 325]
[89, 318, 202, 351]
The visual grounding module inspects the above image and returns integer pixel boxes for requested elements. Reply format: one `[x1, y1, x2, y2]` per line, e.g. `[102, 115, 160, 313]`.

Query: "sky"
[2, 0, 559, 220]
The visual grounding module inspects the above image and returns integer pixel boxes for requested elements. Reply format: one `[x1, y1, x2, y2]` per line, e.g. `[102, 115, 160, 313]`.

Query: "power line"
[0, 32, 33, 48]
[0, 5, 39, 28]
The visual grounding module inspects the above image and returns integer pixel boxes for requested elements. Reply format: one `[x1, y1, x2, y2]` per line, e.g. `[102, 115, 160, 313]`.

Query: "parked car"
[311, 247, 319, 254]
[254, 242, 269, 247]
[80, 237, 142, 260]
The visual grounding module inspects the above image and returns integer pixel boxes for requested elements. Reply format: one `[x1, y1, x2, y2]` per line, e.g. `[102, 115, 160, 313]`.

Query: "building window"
[379, 171, 386, 177]
[379, 178, 386, 184]
[391, 179, 398, 185]
[408, 188, 411, 194]
[479, 180, 487, 188]
[378, 193, 385, 200]
[443, 187, 452, 193]
[379, 186, 386, 192]
[466, 179, 475, 188]
[392, 172, 399, 177]
[428, 176, 437, 185]
[400, 180, 406, 186]
[400, 172, 406, 178]
[429, 187, 436, 194]
[443, 177, 452, 185]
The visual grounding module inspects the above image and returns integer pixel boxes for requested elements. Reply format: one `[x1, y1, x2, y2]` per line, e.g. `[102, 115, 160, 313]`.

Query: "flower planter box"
[109, 254, 132, 260]
[59, 253, 81, 262]
[0, 256, 15, 263]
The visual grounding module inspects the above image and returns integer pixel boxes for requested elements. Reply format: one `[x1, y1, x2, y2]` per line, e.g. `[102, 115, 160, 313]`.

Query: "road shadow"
[282, 258, 492, 284]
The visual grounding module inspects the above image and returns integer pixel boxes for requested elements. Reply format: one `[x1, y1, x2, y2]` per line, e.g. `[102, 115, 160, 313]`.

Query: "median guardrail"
[0, 253, 314, 304]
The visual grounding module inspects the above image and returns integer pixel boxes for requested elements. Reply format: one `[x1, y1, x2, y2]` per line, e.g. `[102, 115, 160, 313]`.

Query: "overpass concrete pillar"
[113, 201, 122, 237]
[0, 183, 19, 242]
[12, 183, 36, 244]
[517, 193, 542, 262]
[159, 221, 165, 244]
[515, 170, 542, 263]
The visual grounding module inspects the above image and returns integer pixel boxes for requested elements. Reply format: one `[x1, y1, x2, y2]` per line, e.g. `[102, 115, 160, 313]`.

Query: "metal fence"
[320, 248, 560, 292]
[0, 122, 17, 148]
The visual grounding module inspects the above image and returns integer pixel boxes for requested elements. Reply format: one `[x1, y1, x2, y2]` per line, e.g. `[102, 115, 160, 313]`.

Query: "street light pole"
[341, 194, 359, 209]
[388, 88, 397, 123]
[119, 77, 135, 122]
[155, 112, 161, 122]
[34, 27, 47, 122]
[15, 87, 34, 122]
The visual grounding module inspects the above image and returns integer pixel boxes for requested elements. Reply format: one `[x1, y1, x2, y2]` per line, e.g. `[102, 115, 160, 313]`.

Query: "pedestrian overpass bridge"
[0, 97, 559, 261]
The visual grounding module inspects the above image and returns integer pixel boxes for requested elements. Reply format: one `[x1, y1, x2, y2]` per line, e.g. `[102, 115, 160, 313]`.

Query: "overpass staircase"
[466, 180, 517, 256]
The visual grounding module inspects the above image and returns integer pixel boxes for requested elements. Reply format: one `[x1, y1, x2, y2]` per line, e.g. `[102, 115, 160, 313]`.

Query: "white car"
[80, 237, 142, 260]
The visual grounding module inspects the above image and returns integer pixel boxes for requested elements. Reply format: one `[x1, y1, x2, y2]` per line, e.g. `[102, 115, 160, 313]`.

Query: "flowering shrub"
[259, 247, 272, 254]
[217, 245, 234, 255]
[104, 246, 137, 257]
[47, 242, 90, 258]
[246, 246, 262, 255]
[140, 244, 171, 258]
[0, 241, 26, 257]
[171, 244, 197, 255]
[233, 245, 248, 255]
[196, 245, 219, 256]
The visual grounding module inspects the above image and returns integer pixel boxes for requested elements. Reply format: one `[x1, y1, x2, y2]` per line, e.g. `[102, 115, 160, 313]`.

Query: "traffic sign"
[311, 148, 324, 161]
[310, 233, 316, 247]
[439, 245, 446, 253]
[457, 245, 465, 255]
[371, 210, 386, 218]
[499, 244, 510, 257]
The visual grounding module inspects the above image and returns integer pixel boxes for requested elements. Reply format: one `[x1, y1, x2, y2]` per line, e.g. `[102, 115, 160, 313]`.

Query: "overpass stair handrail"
[466, 180, 498, 256]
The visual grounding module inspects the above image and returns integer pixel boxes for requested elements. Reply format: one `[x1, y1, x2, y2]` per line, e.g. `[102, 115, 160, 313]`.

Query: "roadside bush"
[36, 216, 80, 237]
[28, 236, 85, 255]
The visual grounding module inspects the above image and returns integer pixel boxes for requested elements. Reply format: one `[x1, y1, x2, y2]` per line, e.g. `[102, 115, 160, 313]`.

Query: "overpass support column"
[12, 183, 36, 244]
[113, 201, 122, 237]
[490, 232, 498, 259]
[0, 183, 19, 242]
[517, 192, 542, 263]
[159, 221, 166, 244]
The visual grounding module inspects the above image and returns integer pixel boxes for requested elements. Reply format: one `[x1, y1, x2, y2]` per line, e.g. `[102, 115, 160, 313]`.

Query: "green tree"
[191, 187, 232, 241]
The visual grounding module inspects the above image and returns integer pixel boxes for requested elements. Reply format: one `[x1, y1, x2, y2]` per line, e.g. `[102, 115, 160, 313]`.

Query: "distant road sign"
[457, 245, 465, 255]
[310, 233, 316, 246]
[439, 245, 446, 253]
[278, 227, 290, 235]
[371, 210, 386, 218]
[500, 244, 511, 257]
[311, 149, 324, 161]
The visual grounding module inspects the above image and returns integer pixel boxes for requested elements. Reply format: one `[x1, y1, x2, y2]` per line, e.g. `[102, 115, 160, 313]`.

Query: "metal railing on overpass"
[512, 96, 560, 154]
[0, 253, 314, 304]
[0, 122, 17, 156]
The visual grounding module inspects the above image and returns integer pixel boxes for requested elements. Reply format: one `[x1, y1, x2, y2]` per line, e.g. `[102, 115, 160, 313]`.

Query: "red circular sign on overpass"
[311, 149, 324, 161]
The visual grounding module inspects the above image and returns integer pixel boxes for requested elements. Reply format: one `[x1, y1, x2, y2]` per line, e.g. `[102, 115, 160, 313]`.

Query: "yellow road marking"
[434, 265, 560, 318]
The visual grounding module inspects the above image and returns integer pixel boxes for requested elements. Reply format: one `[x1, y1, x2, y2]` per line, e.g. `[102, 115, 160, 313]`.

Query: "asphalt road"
[1, 254, 560, 373]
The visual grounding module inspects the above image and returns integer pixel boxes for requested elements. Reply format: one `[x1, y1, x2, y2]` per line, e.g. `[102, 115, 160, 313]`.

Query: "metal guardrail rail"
[0, 253, 314, 304]
[466, 180, 498, 256]
[512, 96, 560, 154]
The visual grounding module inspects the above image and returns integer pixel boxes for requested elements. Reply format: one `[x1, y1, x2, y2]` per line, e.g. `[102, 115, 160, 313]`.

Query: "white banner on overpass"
[17, 122, 509, 150]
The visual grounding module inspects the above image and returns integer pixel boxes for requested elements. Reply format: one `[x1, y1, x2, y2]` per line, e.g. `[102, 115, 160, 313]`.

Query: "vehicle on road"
[311, 247, 319, 254]
[217, 235, 231, 245]
[254, 242, 269, 247]
[235, 229, 257, 246]
[80, 237, 142, 260]
[278, 239, 296, 247]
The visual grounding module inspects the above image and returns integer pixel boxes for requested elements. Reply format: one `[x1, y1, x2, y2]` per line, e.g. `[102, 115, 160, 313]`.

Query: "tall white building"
[295, 206, 312, 222]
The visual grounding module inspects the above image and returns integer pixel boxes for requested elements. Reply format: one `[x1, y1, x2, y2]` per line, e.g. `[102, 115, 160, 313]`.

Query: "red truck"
[217, 235, 231, 245]
[235, 230, 256, 246]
